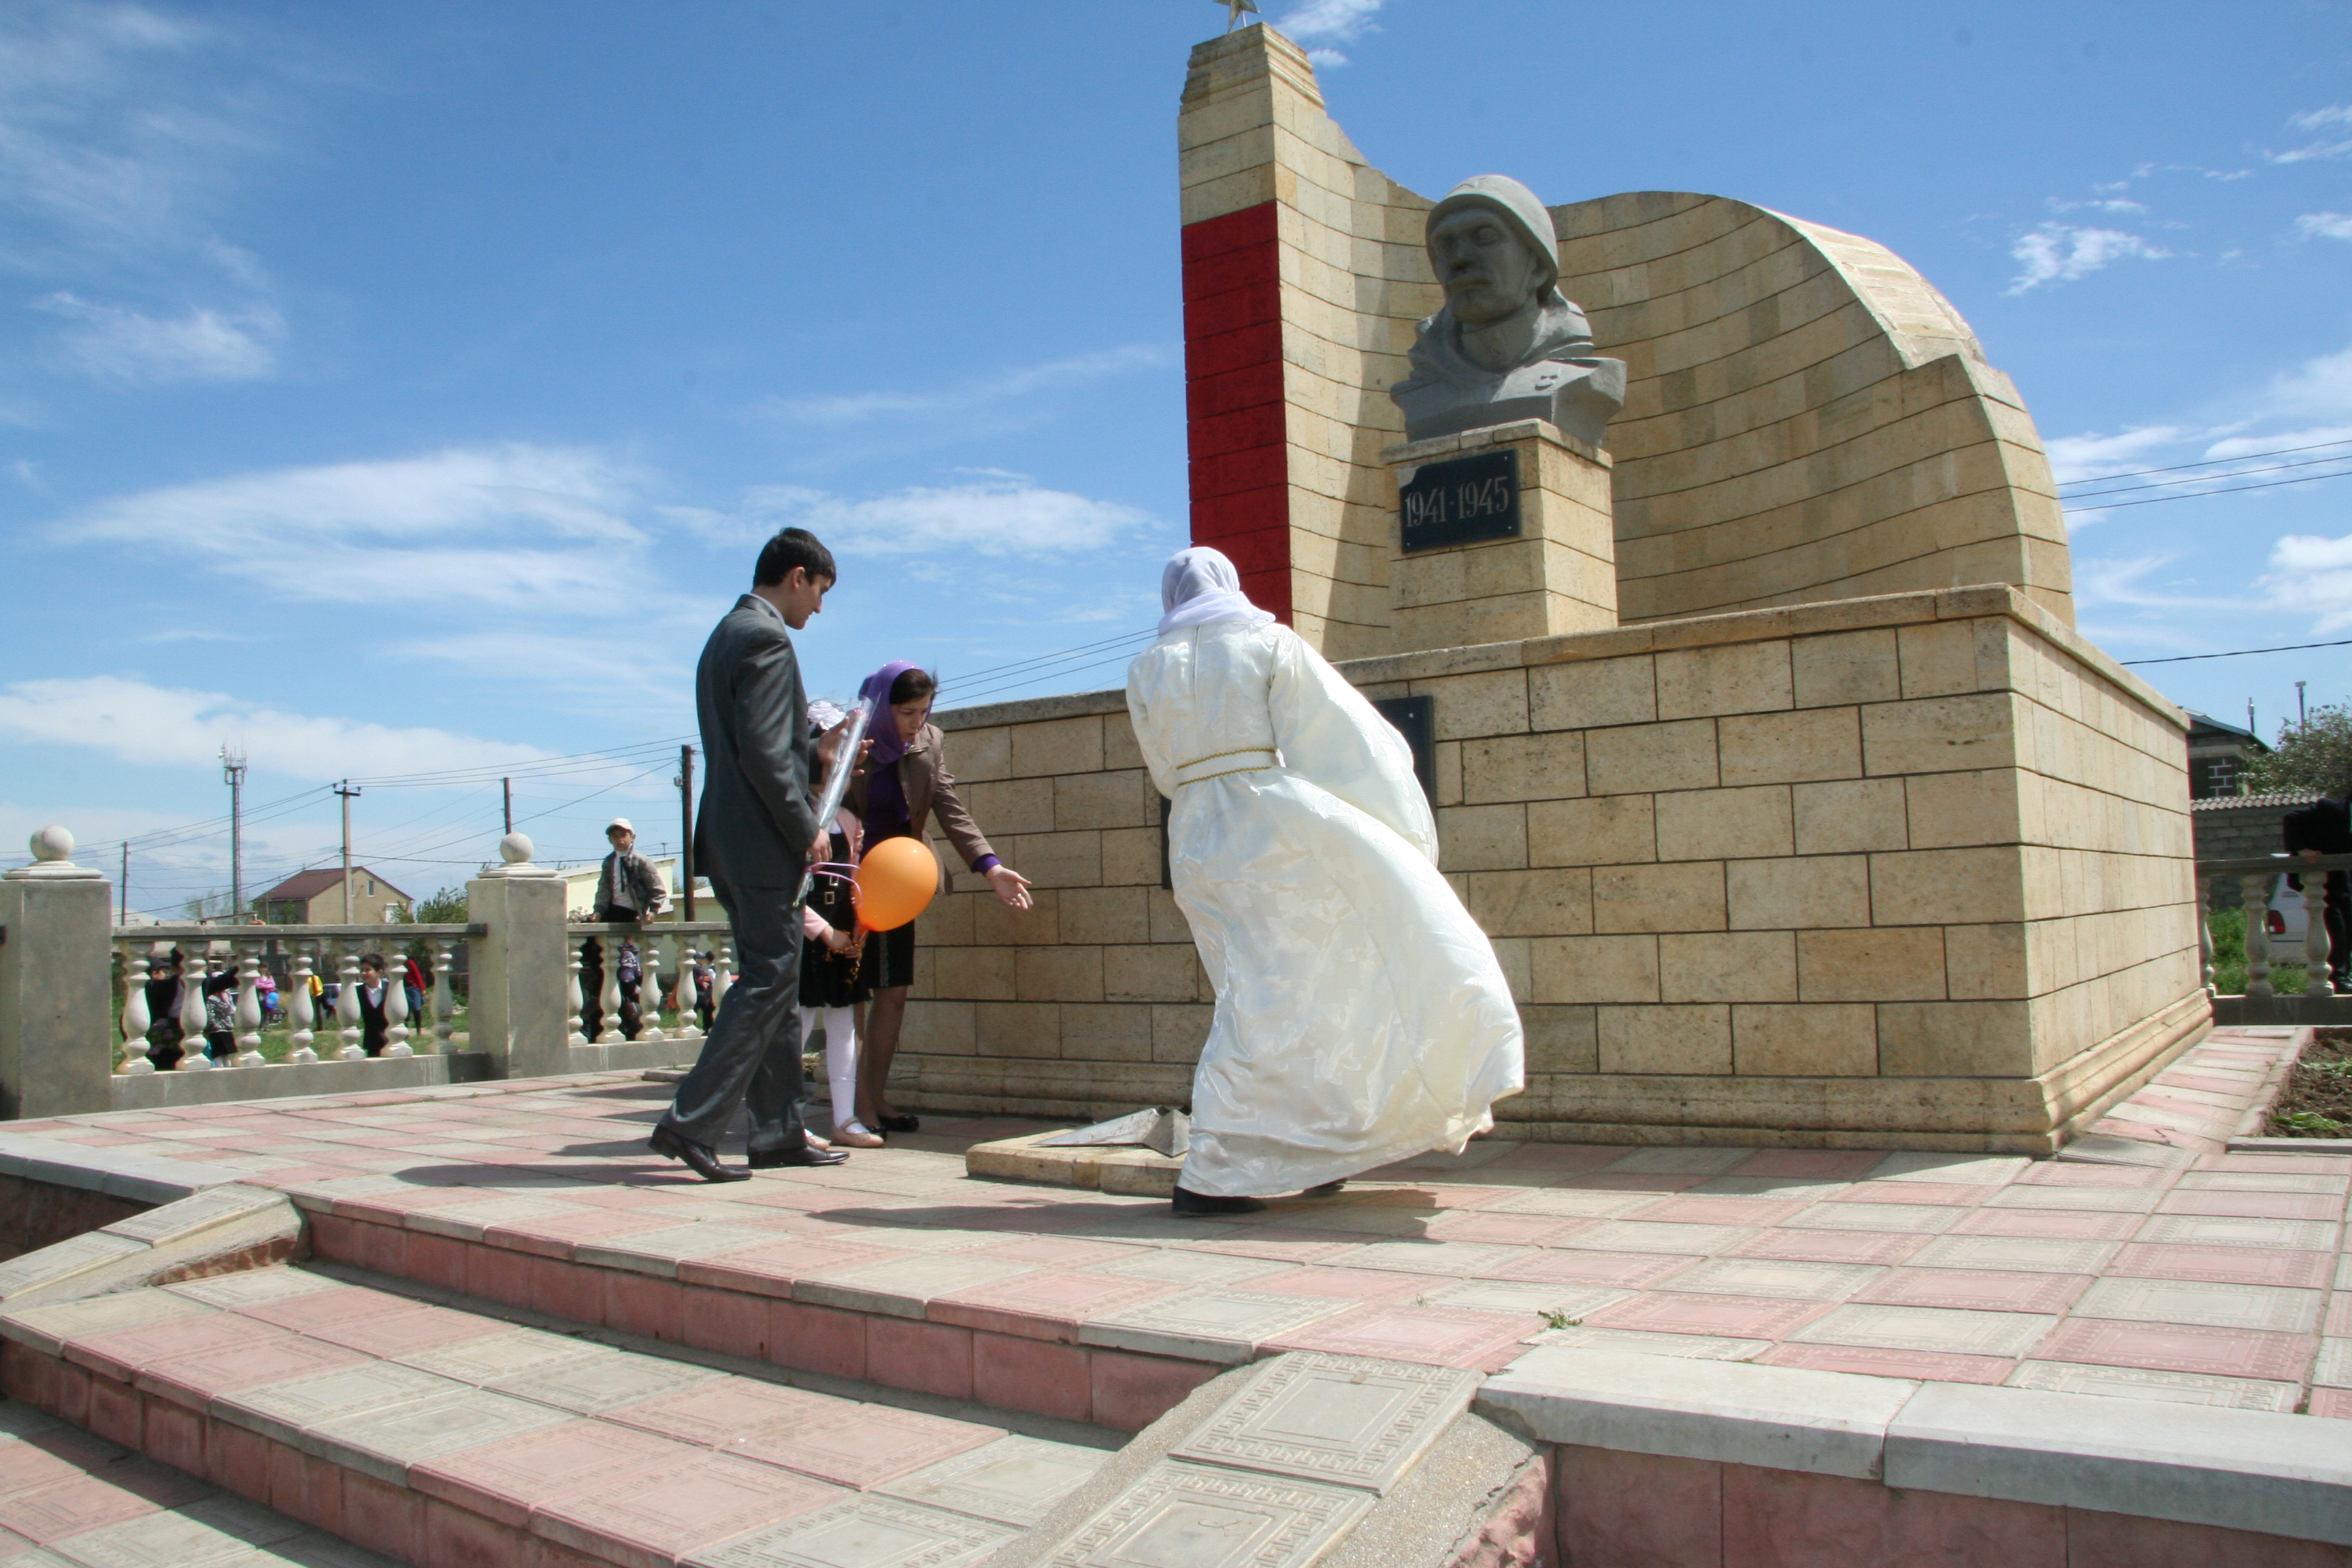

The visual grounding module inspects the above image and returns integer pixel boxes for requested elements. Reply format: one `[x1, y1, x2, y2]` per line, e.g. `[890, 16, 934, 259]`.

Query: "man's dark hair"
[754, 528, 836, 589]
[889, 668, 937, 706]
[361, 953, 385, 971]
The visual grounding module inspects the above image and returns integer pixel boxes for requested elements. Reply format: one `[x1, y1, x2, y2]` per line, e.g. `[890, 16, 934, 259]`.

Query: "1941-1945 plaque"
[1399, 447, 1519, 553]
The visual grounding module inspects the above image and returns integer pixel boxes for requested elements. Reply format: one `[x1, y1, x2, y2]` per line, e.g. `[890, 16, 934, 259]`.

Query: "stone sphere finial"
[29, 826, 73, 863]
[7, 823, 100, 881]
[498, 832, 534, 865]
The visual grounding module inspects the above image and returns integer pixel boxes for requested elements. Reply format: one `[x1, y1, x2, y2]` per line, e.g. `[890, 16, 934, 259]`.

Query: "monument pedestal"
[1384, 419, 1616, 654]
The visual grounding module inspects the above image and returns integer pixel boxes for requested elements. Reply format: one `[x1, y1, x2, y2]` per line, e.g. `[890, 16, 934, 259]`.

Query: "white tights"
[800, 1005, 867, 1137]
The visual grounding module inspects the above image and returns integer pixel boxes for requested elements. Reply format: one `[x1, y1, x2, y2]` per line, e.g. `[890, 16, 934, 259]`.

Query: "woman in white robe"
[1126, 547, 1524, 1215]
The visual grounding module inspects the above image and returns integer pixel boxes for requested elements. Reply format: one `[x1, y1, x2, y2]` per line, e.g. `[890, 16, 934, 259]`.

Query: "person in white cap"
[581, 817, 670, 1040]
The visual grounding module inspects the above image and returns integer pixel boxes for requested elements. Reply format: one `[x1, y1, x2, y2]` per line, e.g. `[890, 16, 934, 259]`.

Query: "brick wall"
[899, 585, 2202, 1154]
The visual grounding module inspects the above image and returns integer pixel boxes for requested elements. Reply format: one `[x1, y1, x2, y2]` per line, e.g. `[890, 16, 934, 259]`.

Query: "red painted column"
[1181, 201, 1291, 625]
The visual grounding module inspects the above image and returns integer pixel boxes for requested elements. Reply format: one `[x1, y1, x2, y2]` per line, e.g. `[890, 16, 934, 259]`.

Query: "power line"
[2121, 637, 2352, 667]
[2063, 450, 2352, 502]
[2057, 434, 2352, 487]
[2064, 466, 2352, 512]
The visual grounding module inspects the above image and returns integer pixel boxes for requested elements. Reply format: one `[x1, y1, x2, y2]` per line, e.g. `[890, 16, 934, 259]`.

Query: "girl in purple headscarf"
[844, 661, 1033, 1133]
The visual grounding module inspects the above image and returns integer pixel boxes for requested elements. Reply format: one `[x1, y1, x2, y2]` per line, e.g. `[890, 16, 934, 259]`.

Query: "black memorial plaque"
[1399, 448, 1519, 554]
[1370, 696, 1436, 802]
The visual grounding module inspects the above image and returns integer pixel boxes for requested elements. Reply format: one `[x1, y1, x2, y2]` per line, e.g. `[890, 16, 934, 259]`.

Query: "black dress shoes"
[876, 1113, 920, 1134]
[649, 1125, 751, 1183]
[748, 1144, 849, 1169]
[1171, 1185, 1266, 1216]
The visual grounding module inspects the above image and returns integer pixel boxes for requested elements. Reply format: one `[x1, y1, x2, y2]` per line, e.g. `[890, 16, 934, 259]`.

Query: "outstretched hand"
[987, 864, 1034, 911]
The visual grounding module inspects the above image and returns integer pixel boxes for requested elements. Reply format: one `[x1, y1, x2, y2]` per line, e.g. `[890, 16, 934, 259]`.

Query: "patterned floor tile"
[731, 1404, 1003, 1489]
[1485, 1250, 1697, 1288]
[1262, 1303, 1536, 1369]
[1727, 1149, 1884, 1179]
[2105, 1242, 2332, 1288]
[1786, 1304, 2058, 1358]
[1079, 1292, 1347, 1363]
[44, 1492, 304, 1567]
[1246, 1267, 1443, 1306]
[1322, 1241, 1531, 1278]
[214, 1362, 459, 1448]
[307, 1388, 574, 1484]
[1583, 1291, 1832, 1341]
[1757, 1343, 2013, 1384]
[393, 1328, 614, 1386]
[301, 1306, 507, 1359]
[1863, 1154, 2030, 1186]
[1819, 1181, 1987, 1208]
[602, 1380, 842, 1448]
[1686, 1177, 1853, 1203]
[533, 1452, 844, 1565]
[2004, 1359, 2299, 1410]
[2031, 1318, 2313, 1380]
[874, 1435, 1110, 1528]
[1172, 1354, 1478, 1493]
[1948, 1208, 2143, 1241]
[2157, 1190, 2346, 1222]
[487, 1350, 723, 1414]
[685, 1494, 1016, 1568]
[1784, 1203, 1963, 1235]
[1090, 1252, 1296, 1289]
[1483, 1189, 1652, 1220]
[1906, 1235, 2121, 1275]
[1418, 1280, 1629, 1320]
[1852, 1269, 2092, 1314]
[2070, 1276, 2323, 1334]
[1556, 1221, 1754, 1256]
[2134, 1215, 2340, 1251]
[1605, 1149, 1752, 1175]
[411, 1418, 697, 1528]
[2174, 1171, 2348, 1196]
[1520, 1325, 1769, 1360]
[1652, 1257, 1882, 1302]
[1727, 1228, 1929, 1267]
[1032, 1458, 1372, 1568]
[2317, 1336, 2352, 1388]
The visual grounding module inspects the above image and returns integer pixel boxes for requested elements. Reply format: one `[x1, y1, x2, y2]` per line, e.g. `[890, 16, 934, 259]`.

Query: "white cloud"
[0, 675, 549, 778]
[2271, 105, 2352, 164]
[2044, 425, 2191, 485]
[2263, 533, 2352, 632]
[1277, 0, 1379, 64]
[54, 444, 660, 610]
[764, 345, 1171, 426]
[2297, 212, 2352, 243]
[31, 291, 281, 382]
[2048, 197, 2148, 216]
[2266, 344, 2352, 423]
[2074, 553, 2251, 614]
[742, 474, 1154, 557]
[2006, 223, 2170, 294]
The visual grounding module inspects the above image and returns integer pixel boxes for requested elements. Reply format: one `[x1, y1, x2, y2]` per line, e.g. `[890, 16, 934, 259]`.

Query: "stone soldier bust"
[1390, 174, 1627, 446]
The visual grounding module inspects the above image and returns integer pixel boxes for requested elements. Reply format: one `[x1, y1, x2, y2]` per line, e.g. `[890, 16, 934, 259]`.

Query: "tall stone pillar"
[0, 828, 113, 1117]
[1386, 420, 1617, 653]
[465, 834, 570, 1080]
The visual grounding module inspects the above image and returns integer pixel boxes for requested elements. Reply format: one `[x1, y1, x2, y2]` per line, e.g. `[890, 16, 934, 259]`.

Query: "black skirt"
[868, 921, 917, 992]
[800, 830, 877, 1009]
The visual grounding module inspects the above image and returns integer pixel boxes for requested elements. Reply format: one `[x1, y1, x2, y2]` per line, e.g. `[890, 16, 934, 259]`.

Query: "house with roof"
[2185, 710, 2271, 800]
[256, 867, 413, 926]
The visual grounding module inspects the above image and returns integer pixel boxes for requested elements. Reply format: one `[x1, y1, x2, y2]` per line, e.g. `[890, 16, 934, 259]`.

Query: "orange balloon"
[854, 836, 939, 932]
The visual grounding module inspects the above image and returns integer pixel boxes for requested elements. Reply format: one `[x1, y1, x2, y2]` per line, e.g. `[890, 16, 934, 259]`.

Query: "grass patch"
[2268, 1030, 2352, 1137]
[2206, 906, 2308, 997]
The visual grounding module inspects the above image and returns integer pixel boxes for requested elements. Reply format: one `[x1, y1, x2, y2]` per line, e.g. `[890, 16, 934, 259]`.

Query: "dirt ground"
[2270, 1028, 2352, 1136]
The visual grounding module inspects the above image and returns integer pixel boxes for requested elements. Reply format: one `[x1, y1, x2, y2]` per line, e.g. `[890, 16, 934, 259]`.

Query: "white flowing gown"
[1126, 619, 1524, 1196]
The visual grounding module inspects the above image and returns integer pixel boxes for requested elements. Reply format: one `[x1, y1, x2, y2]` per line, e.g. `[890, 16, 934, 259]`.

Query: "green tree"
[2243, 701, 2352, 796]
[390, 885, 469, 925]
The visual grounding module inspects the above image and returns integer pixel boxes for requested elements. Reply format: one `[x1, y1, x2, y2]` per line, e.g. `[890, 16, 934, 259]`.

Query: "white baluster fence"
[2197, 851, 2352, 1026]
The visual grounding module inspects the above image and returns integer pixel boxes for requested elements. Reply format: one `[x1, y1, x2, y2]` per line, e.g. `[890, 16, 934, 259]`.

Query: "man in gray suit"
[651, 527, 847, 1180]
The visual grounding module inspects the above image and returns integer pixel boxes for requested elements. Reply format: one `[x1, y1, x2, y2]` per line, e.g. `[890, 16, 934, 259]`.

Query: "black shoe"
[1301, 1180, 1345, 1198]
[1171, 1185, 1266, 1217]
[748, 1145, 849, 1169]
[876, 1113, 920, 1134]
[649, 1125, 750, 1183]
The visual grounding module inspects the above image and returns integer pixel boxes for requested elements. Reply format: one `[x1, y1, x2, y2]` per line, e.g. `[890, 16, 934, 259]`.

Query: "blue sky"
[1, 0, 2348, 909]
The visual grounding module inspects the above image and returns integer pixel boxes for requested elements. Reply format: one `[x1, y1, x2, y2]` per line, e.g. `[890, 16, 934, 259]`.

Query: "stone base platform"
[0, 1049, 2347, 1563]
[963, 1129, 1185, 1196]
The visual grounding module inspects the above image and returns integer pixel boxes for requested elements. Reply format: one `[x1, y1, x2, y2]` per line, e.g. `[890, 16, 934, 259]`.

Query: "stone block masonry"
[902, 583, 2202, 1154]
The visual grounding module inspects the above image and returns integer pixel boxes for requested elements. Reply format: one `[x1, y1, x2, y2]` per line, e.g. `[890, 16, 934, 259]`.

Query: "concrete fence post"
[0, 828, 114, 1118]
[465, 834, 571, 1081]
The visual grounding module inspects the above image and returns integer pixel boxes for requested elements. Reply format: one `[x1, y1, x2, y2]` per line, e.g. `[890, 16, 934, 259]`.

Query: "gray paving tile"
[1788, 1304, 2057, 1358]
[1090, 1252, 1296, 1288]
[1864, 1153, 2030, 1186]
[48, 1495, 304, 1567]
[1557, 1221, 1753, 1255]
[2070, 1277, 2323, 1334]
[1906, 1235, 2121, 1275]
[308, 1387, 572, 1484]
[687, 1494, 1015, 1567]
[1417, 1281, 1629, 1319]
[165, 1269, 346, 1310]
[1, 1289, 212, 1357]
[391, 1326, 614, 1386]
[875, 1435, 1111, 1528]
[226, 1527, 404, 1566]
[1981, 1186, 2160, 1213]
[1652, 1257, 1883, 1301]
[486, 1349, 723, 1414]
[100, 1186, 285, 1247]
[1172, 1353, 1479, 1494]
[572, 1224, 788, 1278]
[1038, 1458, 1373, 1568]
[0, 1234, 147, 1299]
[399, 1196, 583, 1242]
[218, 1362, 461, 1448]
[1484, 1189, 1652, 1219]
[1785, 1203, 1963, 1235]
[1078, 1292, 1348, 1365]
[795, 1256, 1037, 1318]
[2134, 1215, 2341, 1250]
[1688, 1177, 1852, 1202]
[1519, 1326, 1769, 1360]
[2005, 1360, 2298, 1411]
[2316, 1337, 2352, 1389]
[1324, 1241, 1531, 1278]
[2176, 1171, 2348, 1194]
[1605, 1149, 1750, 1175]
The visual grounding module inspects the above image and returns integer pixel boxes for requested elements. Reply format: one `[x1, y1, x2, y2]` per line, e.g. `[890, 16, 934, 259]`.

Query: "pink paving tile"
[134, 1335, 370, 1407]
[1854, 1269, 2093, 1313]
[1949, 1208, 2143, 1241]
[2012, 1163, 2170, 1189]
[0, 1431, 120, 1497]
[1558, 1173, 1712, 1194]
[2198, 1152, 2352, 1175]
[304, 1304, 511, 1358]
[1423, 1211, 1594, 1246]
[1166, 1229, 1369, 1263]
[672, 1238, 907, 1298]
[2031, 1318, 2315, 1380]
[413, 1418, 702, 1529]
[1247, 1267, 1443, 1305]
[1624, 1195, 1812, 1227]
[2157, 1190, 2347, 1221]
[600, 1379, 838, 1448]
[2108, 1243, 2334, 1289]
[1833, 1182, 1989, 1207]
[66, 1314, 288, 1379]
[2330, 1294, 2352, 1337]
[475, 1208, 687, 1258]
[928, 1271, 1181, 1339]
[730, 1403, 1002, 1488]
[966, 1237, 1136, 1267]
[236, 1286, 429, 1333]
[2310, 1387, 2352, 1420]
[1583, 1292, 1835, 1340]
[531, 1451, 844, 1568]
[0, 1460, 209, 1544]
[1480, 1143, 1627, 1174]
[1729, 1228, 1931, 1266]
[1264, 1303, 1537, 1370]
[1487, 1250, 1699, 1288]
[1758, 1342, 2014, 1384]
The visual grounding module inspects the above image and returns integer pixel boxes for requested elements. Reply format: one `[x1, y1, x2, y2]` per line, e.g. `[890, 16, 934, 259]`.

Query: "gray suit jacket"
[693, 594, 819, 890]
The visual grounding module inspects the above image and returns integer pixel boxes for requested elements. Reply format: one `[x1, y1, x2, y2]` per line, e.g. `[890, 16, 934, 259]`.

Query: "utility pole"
[120, 843, 128, 925]
[502, 777, 513, 836]
[676, 745, 696, 920]
[2298, 681, 2308, 729]
[220, 743, 248, 921]
[334, 781, 362, 923]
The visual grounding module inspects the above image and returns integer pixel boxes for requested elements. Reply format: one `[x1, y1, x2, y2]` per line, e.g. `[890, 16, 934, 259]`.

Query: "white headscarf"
[1158, 546, 1277, 636]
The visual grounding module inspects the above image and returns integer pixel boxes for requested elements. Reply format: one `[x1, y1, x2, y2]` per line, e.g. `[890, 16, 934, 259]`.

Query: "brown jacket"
[846, 723, 996, 889]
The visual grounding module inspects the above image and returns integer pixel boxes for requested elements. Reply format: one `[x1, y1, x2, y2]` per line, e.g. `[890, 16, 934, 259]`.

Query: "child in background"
[800, 701, 884, 1147]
